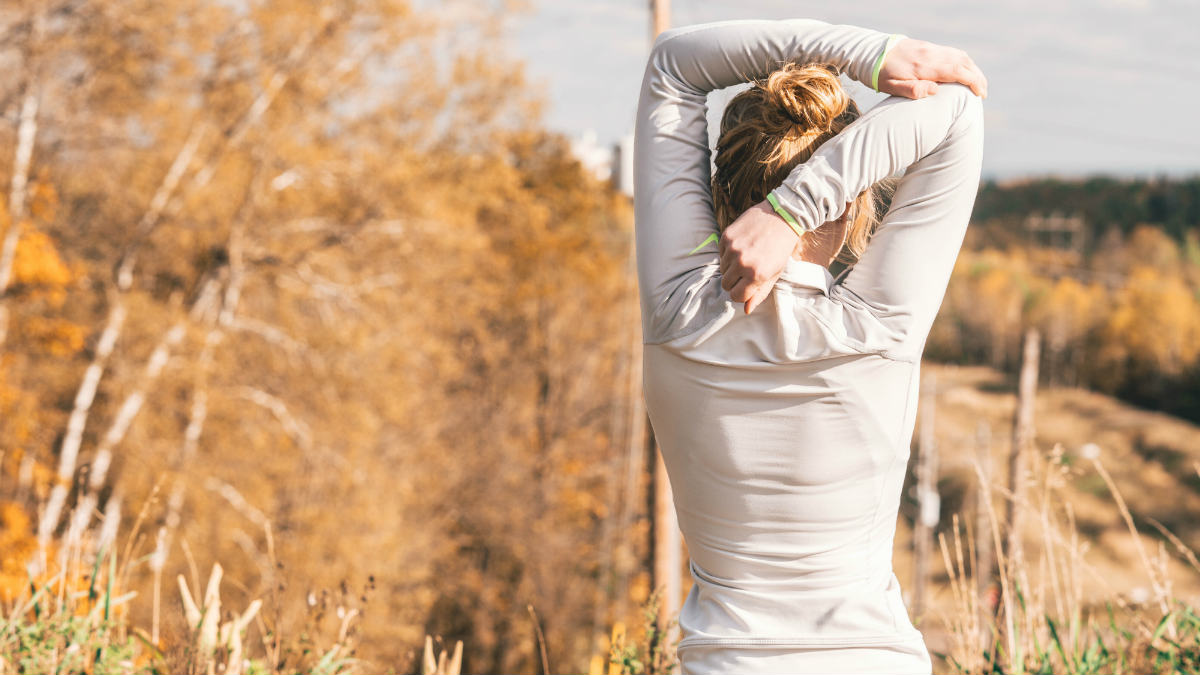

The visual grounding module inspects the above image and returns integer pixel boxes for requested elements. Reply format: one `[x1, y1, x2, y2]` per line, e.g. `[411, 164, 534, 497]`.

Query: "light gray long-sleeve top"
[634, 19, 984, 675]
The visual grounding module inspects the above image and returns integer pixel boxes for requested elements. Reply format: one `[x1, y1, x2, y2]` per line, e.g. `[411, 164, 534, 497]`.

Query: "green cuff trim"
[689, 232, 719, 255]
[765, 192, 805, 239]
[871, 34, 906, 92]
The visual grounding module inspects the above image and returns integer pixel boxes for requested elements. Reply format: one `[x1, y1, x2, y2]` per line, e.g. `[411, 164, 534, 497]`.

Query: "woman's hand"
[719, 37, 987, 314]
[719, 200, 797, 314]
[878, 38, 988, 100]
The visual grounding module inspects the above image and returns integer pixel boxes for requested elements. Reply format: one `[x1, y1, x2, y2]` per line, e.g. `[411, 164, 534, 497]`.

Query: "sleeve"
[767, 83, 985, 360]
[634, 19, 893, 344]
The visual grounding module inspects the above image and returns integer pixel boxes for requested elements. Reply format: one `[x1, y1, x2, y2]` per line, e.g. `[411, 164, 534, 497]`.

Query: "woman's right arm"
[769, 84, 985, 361]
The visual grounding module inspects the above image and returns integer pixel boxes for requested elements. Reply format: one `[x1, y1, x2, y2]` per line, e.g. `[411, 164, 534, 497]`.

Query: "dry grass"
[0, 492, 369, 675]
[9, 361, 1200, 674]
[899, 363, 1200, 674]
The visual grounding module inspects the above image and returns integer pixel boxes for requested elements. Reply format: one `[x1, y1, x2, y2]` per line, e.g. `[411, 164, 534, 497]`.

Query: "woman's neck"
[791, 218, 848, 268]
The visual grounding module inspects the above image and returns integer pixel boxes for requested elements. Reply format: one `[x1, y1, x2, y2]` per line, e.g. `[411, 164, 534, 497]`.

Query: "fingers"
[881, 79, 938, 99]
[722, 260, 769, 301]
[719, 241, 758, 295]
[744, 281, 774, 315]
[886, 68, 986, 101]
[953, 58, 988, 99]
[965, 57, 988, 98]
[940, 51, 987, 99]
[721, 267, 742, 292]
[717, 198, 796, 310]
[897, 42, 988, 100]
[728, 277, 754, 304]
[719, 243, 744, 292]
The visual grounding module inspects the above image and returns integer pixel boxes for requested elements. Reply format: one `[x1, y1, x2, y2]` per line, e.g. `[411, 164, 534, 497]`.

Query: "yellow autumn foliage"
[11, 224, 73, 290]
[0, 500, 37, 598]
[931, 227, 1200, 403]
[1103, 265, 1200, 376]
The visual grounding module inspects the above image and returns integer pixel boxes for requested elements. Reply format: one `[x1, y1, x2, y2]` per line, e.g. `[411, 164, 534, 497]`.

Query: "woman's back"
[644, 264, 926, 670]
[634, 19, 984, 674]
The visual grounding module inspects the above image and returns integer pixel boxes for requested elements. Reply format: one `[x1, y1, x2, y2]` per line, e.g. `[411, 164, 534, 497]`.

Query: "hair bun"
[710, 60, 872, 237]
[761, 63, 849, 133]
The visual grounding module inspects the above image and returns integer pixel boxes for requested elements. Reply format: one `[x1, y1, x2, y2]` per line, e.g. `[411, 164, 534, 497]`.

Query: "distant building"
[613, 133, 634, 198]
[569, 130, 616, 183]
[566, 129, 638, 199]
[1025, 212, 1086, 253]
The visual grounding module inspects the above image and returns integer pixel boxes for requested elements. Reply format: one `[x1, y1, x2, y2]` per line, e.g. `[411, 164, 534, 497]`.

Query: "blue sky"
[506, 0, 1198, 179]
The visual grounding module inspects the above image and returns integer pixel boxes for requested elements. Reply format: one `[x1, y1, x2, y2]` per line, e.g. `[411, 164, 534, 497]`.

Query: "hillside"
[891, 362, 1200, 663]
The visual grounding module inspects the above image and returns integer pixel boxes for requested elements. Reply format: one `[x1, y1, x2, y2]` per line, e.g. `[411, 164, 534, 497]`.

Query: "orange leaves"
[1032, 275, 1105, 356]
[28, 178, 58, 223]
[933, 229, 1200, 401]
[1103, 265, 1200, 377]
[11, 223, 72, 292]
[1126, 225, 1183, 274]
[0, 0, 633, 671]
[938, 249, 1034, 367]
[2, 211, 87, 356]
[0, 500, 39, 604]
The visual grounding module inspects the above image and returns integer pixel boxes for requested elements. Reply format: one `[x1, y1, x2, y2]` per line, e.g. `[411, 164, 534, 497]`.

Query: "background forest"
[1, 1, 1199, 674]
[932, 178, 1200, 421]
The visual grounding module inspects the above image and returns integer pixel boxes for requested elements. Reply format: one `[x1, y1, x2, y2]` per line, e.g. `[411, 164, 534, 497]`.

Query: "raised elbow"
[936, 83, 985, 147]
[651, 26, 689, 53]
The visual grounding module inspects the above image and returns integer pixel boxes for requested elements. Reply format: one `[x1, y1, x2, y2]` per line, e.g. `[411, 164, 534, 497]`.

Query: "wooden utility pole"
[611, 310, 645, 629]
[648, 0, 682, 652]
[652, 0, 671, 39]
[1005, 329, 1040, 569]
[649, 432, 680, 640]
[912, 374, 939, 620]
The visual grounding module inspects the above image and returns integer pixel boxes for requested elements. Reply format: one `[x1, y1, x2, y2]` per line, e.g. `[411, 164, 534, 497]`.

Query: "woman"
[633, 19, 986, 675]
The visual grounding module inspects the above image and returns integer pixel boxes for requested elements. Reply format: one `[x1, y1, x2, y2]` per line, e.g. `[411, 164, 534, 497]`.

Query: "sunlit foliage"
[0, 1, 639, 672]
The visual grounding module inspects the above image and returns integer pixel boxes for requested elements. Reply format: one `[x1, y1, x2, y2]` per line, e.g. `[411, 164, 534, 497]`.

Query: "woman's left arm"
[635, 21, 988, 343]
[635, 19, 897, 343]
[718, 38, 987, 314]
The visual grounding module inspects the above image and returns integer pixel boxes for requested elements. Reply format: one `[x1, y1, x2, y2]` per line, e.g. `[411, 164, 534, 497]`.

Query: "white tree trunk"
[115, 124, 206, 290]
[41, 280, 219, 544]
[37, 301, 126, 546]
[0, 8, 44, 347]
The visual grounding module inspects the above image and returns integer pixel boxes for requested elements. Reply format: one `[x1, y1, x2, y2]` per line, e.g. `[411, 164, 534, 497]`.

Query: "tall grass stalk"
[938, 442, 1200, 674]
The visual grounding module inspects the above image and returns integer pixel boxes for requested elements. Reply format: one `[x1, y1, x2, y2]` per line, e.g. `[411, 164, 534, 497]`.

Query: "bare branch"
[39, 278, 220, 543]
[115, 9, 345, 292]
[204, 477, 270, 530]
[235, 386, 313, 453]
[229, 316, 312, 359]
[164, 188, 254, 544]
[114, 124, 207, 290]
[37, 299, 126, 545]
[189, 8, 341, 191]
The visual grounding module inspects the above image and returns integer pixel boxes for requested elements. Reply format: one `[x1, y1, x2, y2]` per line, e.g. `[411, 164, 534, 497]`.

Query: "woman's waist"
[683, 529, 896, 588]
[687, 555, 895, 595]
[679, 563, 920, 647]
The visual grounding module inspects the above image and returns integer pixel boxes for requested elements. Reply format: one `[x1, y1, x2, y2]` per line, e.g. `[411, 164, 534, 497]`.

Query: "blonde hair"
[711, 62, 888, 262]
